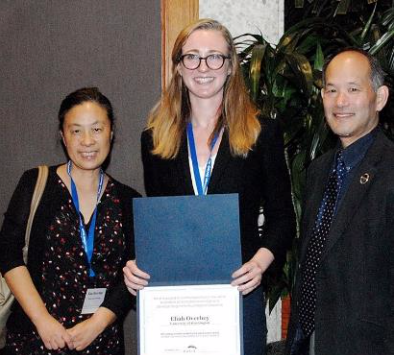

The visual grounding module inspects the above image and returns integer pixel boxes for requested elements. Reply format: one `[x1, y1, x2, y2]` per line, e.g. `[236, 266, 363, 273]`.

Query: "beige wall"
[200, 0, 284, 43]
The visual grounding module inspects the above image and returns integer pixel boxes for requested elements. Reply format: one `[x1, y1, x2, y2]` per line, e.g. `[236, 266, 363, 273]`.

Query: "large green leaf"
[369, 25, 390, 68]
[278, 30, 303, 52]
[249, 44, 267, 102]
[286, 53, 314, 95]
[234, 33, 265, 44]
[291, 151, 307, 194]
[369, 28, 394, 55]
[381, 7, 394, 28]
[314, 42, 324, 70]
[335, 0, 351, 16]
[359, 2, 378, 44]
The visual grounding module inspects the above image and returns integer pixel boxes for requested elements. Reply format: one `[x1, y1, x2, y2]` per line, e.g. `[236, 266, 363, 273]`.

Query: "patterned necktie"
[299, 150, 347, 337]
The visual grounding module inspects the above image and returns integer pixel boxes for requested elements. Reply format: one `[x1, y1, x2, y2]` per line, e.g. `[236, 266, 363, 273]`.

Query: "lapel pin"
[360, 173, 370, 184]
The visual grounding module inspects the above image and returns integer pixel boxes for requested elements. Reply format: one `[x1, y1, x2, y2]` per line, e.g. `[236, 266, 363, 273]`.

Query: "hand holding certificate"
[133, 194, 243, 355]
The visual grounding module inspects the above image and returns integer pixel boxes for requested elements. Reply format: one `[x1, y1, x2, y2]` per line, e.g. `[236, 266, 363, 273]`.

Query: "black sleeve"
[101, 281, 135, 318]
[101, 183, 141, 317]
[388, 189, 394, 348]
[259, 119, 296, 266]
[0, 169, 38, 274]
[141, 129, 163, 197]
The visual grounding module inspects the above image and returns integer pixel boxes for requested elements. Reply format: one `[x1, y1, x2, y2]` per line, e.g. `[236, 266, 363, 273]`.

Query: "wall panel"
[0, 2, 161, 354]
[0, 1, 161, 215]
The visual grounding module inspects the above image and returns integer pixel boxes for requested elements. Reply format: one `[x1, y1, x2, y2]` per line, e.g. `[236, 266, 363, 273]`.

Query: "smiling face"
[177, 29, 231, 104]
[322, 51, 388, 147]
[61, 101, 113, 173]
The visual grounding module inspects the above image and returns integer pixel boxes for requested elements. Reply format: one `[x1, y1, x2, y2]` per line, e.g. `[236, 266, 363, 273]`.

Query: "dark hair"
[322, 47, 386, 92]
[58, 87, 115, 131]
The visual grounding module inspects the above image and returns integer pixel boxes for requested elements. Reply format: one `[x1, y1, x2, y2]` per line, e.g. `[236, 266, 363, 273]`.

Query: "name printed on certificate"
[138, 284, 242, 355]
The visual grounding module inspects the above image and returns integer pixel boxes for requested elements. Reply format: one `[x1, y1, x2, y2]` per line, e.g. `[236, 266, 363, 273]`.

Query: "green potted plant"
[236, 1, 394, 330]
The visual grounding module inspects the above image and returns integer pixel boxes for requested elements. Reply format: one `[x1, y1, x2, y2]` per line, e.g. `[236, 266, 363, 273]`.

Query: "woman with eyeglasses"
[123, 19, 295, 355]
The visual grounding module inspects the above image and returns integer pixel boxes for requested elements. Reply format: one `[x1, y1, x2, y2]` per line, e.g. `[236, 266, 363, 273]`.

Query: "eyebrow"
[68, 121, 100, 127]
[183, 49, 225, 54]
[325, 81, 361, 87]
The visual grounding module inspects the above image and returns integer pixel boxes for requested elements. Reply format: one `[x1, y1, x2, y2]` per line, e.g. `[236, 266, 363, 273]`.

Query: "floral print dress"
[6, 178, 126, 355]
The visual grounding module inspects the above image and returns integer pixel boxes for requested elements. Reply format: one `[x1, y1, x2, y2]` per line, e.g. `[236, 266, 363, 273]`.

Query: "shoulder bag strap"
[22, 165, 49, 263]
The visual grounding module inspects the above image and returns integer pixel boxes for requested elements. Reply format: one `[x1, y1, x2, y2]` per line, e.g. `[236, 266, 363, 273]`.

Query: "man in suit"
[286, 48, 392, 355]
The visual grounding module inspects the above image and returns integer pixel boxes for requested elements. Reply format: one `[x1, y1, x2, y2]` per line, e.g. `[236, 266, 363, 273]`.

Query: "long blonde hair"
[147, 18, 261, 159]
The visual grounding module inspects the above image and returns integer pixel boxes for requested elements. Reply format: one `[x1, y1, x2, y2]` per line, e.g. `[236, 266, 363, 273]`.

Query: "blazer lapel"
[207, 130, 232, 193]
[320, 132, 386, 263]
[299, 151, 335, 262]
[178, 134, 195, 195]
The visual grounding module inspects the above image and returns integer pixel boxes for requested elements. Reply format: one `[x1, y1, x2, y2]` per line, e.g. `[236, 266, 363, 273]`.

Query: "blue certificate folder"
[133, 194, 242, 285]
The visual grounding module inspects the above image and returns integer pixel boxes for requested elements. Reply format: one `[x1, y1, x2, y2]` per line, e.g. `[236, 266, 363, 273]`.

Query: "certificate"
[138, 284, 242, 355]
[133, 195, 243, 355]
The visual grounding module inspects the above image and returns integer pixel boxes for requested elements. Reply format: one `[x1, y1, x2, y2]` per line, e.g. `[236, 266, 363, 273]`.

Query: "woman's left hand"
[231, 248, 274, 295]
[67, 307, 116, 351]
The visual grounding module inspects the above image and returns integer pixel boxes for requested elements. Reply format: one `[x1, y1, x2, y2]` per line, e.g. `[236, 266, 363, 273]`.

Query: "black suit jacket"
[286, 129, 394, 355]
[141, 118, 295, 273]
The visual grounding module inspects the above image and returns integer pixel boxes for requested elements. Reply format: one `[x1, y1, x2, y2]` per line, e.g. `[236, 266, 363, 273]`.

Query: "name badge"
[81, 288, 107, 314]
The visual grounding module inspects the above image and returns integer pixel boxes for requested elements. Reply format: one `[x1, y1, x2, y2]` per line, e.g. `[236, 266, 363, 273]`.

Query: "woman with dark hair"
[0, 87, 140, 354]
[123, 19, 295, 355]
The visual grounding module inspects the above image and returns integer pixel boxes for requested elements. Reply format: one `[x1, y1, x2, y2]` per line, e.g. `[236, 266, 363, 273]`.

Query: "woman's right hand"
[4, 266, 73, 350]
[34, 313, 74, 351]
[123, 260, 150, 296]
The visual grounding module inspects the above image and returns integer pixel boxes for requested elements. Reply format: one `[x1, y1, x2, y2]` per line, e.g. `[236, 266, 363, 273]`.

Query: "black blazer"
[141, 118, 295, 273]
[286, 129, 394, 355]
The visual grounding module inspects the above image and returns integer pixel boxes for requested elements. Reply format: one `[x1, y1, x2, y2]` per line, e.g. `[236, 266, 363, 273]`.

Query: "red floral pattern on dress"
[6, 179, 126, 355]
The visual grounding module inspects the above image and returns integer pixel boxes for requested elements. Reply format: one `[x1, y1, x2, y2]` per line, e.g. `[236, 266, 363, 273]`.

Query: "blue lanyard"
[67, 161, 104, 278]
[187, 122, 219, 195]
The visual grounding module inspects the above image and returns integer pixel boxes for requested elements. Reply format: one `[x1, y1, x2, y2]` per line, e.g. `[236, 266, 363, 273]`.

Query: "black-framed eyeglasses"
[180, 54, 230, 70]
